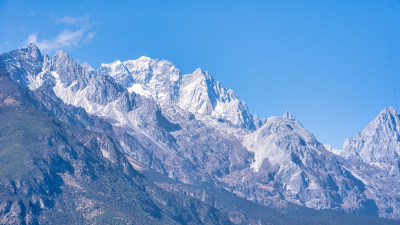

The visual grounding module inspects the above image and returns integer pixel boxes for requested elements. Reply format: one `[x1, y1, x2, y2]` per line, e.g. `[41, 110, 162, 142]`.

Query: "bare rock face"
[341, 107, 400, 176]
[179, 68, 256, 129]
[0, 68, 233, 225]
[0, 43, 43, 87]
[101, 57, 258, 129]
[243, 115, 347, 209]
[2, 44, 400, 222]
[241, 112, 400, 219]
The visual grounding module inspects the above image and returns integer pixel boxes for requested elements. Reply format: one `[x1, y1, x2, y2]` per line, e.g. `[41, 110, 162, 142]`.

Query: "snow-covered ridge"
[100, 55, 259, 129]
[1, 43, 259, 129]
[323, 144, 341, 155]
[3, 44, 400, 220]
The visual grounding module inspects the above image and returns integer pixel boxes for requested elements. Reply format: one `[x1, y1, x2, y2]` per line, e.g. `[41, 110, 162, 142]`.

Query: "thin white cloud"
[84, 32, 95, 42]
[56, 16, 89, 25]
[27, 29, 92, 52]
[26, 15, 94, 52]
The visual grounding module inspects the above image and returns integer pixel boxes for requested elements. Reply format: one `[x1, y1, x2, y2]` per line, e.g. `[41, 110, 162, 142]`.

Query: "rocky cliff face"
[240, 112, 400, 218]
[341, 107, 400, 176]
[0, 67, 233, 225]
[2, 44, 400, 222]
[0, 43, 43, 88]
[101, 57, 258, 129]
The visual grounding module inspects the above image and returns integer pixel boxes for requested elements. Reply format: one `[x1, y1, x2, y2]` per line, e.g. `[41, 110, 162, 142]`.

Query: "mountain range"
[0, 43, 399, 224]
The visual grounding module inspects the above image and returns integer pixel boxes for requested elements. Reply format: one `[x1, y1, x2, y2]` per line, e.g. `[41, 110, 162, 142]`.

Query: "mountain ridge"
[0, 66, 235, 224]
[341, 106, 400, 176]
[1, 44, 400, 222]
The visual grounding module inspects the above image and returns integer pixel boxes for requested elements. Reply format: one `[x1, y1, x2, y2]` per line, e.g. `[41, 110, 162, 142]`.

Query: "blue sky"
[1, 0, 400, 148]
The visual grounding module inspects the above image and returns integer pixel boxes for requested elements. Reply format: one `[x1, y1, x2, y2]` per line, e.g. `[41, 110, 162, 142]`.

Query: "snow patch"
[127, 83, 151, 97]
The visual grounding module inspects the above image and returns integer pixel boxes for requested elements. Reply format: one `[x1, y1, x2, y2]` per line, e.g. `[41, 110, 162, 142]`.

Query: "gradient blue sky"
[1, 0, 399, 148]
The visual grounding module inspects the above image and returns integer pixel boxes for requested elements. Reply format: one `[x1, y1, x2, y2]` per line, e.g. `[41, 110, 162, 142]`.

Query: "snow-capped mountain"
[244, 112, 321, 172]
[100, 57, 179, 104]
[0, 43, 256, 186]
[1, 44, 258, 130]
[324, 145, 341, 155]
[0, 43, 43, 88]
[0, 67, 235, 225]
[2, 44, 400, 222]
[100, 58, 259, 129]
[241, 112, 381, 214]
[341, 107, 400, 176]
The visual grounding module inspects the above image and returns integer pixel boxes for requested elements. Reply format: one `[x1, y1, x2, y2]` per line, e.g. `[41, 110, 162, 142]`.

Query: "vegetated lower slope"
[1, 99, 398, 225]
[1, 45, 400, 224]
[142, 166, 400, 225]
[0, 68, 232, 225]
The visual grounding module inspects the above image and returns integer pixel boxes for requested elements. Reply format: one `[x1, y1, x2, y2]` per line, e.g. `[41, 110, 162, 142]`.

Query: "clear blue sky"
[1, 0, 400, 148]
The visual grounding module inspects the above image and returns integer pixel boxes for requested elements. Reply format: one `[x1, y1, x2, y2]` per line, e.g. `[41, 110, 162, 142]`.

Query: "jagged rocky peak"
[244, 113, 320, 172]
[191, 67, 208, 77]
[0, 43, 45, 87]
[282, 110, 303, 127]
[54, 49, 69, 59]
[120, 56, 180, 85]
[48, 49, 94, 87]
[101, 55, 259, 129]
[2, 45, 260, 129]
[283, 110, 295, 120]
[341, 106, 400, 175]
[6, 42, 43, 62]
[377, 106, 399, 124]
[25, 43, 42, 60]
[51, 49, 76, 70]
[179, 67, 216, 115]
[241, 113, 375, 212]
[179, 67, 258, 129]
[181, 67, 231, 99]
[10, 42, 42, 61]
[181, 67, 214, 88]
[100, 60, 134, 87]
[252, 113, 266, 129]
[52, 49, 77, 69]
[3, 44, 400, 222]
[101, 56, 180, 107]
[81, 62, 94, 72]
[100, 59, 125, 73]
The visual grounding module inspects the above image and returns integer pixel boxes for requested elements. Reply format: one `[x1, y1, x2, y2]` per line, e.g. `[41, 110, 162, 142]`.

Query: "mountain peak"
[81, 62, 94, 72]
[54, 49, 69, 59]
[282, 110, 303, 127]
[371, 106, 400, 130]
[341, 106, 400, 175]
[22, 43, 42, 61]
[244, 113, 320, 172]
[137, 56, 151, 61]
[3, 45, 400, 221]
[379, 106, 398, 118]
[102, 60, 123, 68]
[192, 67, 211, 80]
[26, 42, 39, 50]
[282, 110, 295, 120]
[194, 67, 204, 73]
